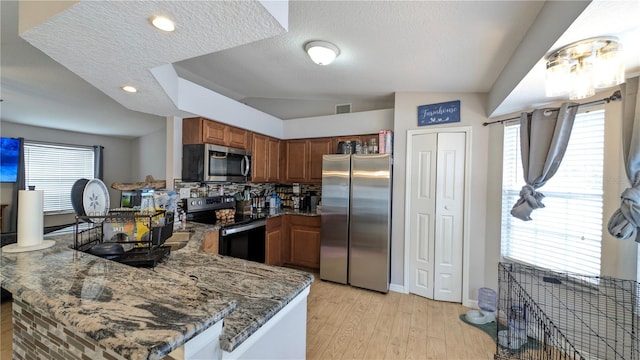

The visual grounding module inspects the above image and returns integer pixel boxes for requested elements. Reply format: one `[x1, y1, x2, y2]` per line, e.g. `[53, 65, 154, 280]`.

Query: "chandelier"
[545, 36, 625, 100]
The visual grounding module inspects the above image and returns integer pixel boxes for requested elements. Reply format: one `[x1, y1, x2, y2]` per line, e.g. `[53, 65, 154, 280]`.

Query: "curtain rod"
[482, 90, 622, 126]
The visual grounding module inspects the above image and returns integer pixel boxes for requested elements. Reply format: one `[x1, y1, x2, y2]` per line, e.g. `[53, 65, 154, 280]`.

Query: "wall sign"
[418, 100, 461, 126]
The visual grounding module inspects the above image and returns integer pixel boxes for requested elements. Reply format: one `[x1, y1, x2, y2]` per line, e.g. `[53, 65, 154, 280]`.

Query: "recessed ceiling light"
[121, 85, 137, 93]
[150, 16, 175, 32]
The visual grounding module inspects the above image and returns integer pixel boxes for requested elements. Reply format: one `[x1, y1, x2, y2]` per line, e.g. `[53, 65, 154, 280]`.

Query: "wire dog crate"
[496, 262, 639, 360]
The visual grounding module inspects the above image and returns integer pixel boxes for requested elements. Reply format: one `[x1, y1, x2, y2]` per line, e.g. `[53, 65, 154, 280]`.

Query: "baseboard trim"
[389, 283, 406, 294]
[463, 299, 478, 309]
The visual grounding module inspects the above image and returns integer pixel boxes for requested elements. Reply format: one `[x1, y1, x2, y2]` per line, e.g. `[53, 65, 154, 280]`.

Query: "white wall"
[131, 127, 166, 182]
[391, 92, 490, 303]
[283, 108, 394, 139]
[0, 122, 134, 228]
[177, 78, 285, 139]
[166, 116, 183, 190]
[483, 121, 505, 292]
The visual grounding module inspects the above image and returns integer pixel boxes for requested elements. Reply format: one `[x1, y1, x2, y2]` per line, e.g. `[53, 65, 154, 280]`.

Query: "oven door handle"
[221, 219, 266, 236]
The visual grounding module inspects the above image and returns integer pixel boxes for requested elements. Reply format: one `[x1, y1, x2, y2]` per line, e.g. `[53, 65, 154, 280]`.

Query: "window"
[24, 142, 96, 213]
[501, 108, 604, 277]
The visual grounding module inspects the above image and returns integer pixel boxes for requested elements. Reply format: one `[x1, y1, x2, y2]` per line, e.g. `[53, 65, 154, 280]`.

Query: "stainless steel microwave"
[182, 143, 251, 182]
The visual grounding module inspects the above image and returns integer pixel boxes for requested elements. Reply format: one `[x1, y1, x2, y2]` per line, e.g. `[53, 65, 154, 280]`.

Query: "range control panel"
[184, 196, 234, 213]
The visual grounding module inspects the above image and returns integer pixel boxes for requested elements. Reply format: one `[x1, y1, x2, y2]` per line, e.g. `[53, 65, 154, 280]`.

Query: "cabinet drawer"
[288, 215, 320, 228]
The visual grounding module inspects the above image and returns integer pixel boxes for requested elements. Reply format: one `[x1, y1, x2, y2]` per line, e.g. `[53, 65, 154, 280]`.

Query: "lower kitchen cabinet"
[265, 216, 283, 266]
[201, 229, 219, 254]
[288, 215, 321, 269]
[262, 215, 321, 269]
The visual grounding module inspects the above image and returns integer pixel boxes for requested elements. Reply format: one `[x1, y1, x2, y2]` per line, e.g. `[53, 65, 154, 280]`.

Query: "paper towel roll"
[17, 189, 44, 247]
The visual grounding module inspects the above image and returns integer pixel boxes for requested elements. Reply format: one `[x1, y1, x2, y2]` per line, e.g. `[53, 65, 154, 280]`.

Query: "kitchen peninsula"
[0, 222, 313, 360]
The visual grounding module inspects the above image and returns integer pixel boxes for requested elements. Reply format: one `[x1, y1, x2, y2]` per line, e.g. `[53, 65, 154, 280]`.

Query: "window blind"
[501, 109, 604, 276]
[24, 142, 95, 213]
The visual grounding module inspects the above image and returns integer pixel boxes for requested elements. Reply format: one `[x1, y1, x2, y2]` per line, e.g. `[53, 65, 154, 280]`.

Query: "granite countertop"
[263, 208, 321, 217]
[167, 221, 314, 352]
[0, 220, 314, 359]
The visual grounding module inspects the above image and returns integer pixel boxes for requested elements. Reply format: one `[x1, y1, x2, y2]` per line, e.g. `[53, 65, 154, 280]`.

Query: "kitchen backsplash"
[173, 180, 321, 206]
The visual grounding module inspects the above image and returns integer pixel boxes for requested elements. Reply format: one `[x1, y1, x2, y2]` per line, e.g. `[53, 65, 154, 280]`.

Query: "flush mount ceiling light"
[304, 41, 340, 65]
[121, 85, 137, 93]
[150, 15, 176, 32]
[545, 36, 624, 100]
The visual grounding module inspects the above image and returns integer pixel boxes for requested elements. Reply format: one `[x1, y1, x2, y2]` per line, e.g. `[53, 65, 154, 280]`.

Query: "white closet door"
[408, 131, 465, 302]
[433, 132, 465, 302]
[408, 133, 437, 298]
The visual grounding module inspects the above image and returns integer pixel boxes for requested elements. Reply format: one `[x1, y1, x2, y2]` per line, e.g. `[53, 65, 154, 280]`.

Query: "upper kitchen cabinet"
[252, 133, 268, 182]
[252, 133, 281, 183]
[267, 137, 281, 182]
[284, 140, 308, 183]
[182, 117, 249, 150]
[226, 126, 249, 149]
[335, 134, 379, 150]
[308, 138, 333, 183]
[283, 138, 333, 184]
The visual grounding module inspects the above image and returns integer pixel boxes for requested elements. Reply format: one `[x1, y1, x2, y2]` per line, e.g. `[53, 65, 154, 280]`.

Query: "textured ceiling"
[1, 1, 639, 138]
[19, 0, 288, 118]
[174, 0, 544, 119]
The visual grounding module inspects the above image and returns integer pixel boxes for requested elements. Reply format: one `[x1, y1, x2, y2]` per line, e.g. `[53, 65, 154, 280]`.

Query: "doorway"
[404, 127, 471, 302]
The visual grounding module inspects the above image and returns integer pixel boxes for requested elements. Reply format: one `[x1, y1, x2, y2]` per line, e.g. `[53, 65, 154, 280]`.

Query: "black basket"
[74, 210, 174, 267]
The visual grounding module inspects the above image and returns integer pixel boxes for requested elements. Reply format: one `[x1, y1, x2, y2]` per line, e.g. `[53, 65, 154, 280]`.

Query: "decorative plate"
[82, 179, 110, 222]
[71, 178, 89, 216]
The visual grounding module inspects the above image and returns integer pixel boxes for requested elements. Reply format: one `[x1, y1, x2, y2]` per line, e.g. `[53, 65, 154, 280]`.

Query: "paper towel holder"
[1, 186, 56, 253]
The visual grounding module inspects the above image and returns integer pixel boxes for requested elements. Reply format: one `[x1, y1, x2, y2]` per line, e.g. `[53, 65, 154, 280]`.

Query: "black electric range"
[184, 196, 266, 227]
[184, 197, 267, 262]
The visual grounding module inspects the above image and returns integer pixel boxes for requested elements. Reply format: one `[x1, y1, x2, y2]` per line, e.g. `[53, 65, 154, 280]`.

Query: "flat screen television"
[0, 137, 20, 183]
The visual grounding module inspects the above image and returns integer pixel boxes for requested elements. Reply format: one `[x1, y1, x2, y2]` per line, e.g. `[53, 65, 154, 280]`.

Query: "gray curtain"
[8, 137, 25, 233]
[94, 145, 104, 180]
[511, 102, 579, 221]
[608, 77, 640, 242]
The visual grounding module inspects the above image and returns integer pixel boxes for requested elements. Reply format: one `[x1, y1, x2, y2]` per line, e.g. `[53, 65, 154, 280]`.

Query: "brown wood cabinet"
[265, 216, 283, 266]
[308, 138, 333, 183]
[202, 121, 227, 145]
[288, 215, 321, 269]
[335, 134, 379, 152]
[182, 117, 249, 149]
[252, 133, 281, 183]
[200, 229, 219, 254]
[226, 126, 249, 149]
[267, 137, 281, 181]
[283, 137, 333, 184]
[251, 133, 268, 182]
[284, 140, 308, 183]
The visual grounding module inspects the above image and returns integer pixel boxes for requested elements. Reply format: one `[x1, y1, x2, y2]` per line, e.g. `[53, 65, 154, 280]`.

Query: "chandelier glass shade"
[545, 37, 624, 100]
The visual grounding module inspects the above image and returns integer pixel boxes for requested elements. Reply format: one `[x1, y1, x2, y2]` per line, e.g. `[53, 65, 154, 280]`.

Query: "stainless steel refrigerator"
[320, 153, 392, 293]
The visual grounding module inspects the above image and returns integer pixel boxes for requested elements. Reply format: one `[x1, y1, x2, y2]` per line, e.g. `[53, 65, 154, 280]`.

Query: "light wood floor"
[306, 277, 495, 360]
[1, 296, 10, 360]
[0, 277, 496, 360]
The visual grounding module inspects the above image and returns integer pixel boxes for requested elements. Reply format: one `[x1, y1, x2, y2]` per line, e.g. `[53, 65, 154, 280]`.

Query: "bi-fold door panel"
[409, 131, 465, 302]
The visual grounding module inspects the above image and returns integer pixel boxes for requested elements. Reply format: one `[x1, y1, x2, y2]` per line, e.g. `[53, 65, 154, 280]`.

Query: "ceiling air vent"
[335, 103, 352, 114]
